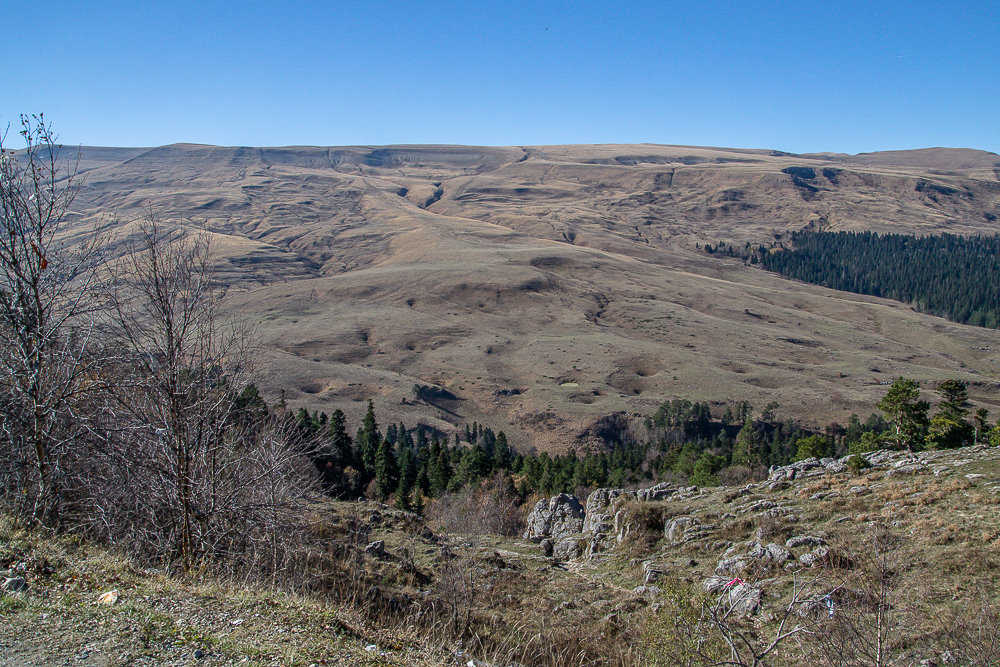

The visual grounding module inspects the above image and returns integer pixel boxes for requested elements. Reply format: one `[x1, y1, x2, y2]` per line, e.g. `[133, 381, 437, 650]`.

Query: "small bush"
[846, 454, 871, 475]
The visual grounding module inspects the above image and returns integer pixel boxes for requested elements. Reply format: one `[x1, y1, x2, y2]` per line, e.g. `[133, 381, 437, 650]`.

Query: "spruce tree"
[395, 479, 411, 511]
[731, 418, 762, 468]
[927, 379, 974, 449]
[397, 445, 416, 494]
[374, 439, 398, 501]
[357, 399, 381, 475]
[327, 409, 353, 466]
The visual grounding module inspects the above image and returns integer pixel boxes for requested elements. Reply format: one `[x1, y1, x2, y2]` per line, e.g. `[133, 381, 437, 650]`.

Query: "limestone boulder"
[523, 493, 585, 541]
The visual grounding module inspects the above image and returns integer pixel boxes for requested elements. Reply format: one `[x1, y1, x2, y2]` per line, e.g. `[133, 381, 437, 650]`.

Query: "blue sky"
[3, 1, 997, 153]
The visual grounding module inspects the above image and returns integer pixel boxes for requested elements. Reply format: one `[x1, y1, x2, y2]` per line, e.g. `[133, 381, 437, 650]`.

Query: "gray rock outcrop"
[524, 493, 586, 541]
[553, 537, 583, 559]
[636, 482, 675, 502]
[583, 488, 635, 534]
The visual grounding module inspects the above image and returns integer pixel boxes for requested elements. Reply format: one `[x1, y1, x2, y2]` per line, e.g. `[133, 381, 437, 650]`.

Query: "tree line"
[286, 371, 1000, 508]
[752, 230, 1000, 329]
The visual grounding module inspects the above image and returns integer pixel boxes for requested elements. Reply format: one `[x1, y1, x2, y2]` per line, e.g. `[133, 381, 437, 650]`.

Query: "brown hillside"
[64, 143, 1000, 452]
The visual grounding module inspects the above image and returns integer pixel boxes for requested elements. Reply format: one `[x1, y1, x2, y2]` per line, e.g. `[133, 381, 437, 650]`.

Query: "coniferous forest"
[753, 231, 1000, 328]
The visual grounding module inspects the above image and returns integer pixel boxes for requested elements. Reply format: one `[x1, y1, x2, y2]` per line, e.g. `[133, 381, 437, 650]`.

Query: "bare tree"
[808, 521, 915, 666]
[699, 573, 821, 666]
[103, 211, 315, 573]
[0, 114, 104, 526]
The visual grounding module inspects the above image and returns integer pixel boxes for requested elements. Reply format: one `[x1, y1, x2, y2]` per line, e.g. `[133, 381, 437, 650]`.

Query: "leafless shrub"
[701, 571, 822, 666]
[85, 211, 318, 576]
[806, 520, 917, 666]
[934, 594, 1000, 665]
[428, 472, 524, 537]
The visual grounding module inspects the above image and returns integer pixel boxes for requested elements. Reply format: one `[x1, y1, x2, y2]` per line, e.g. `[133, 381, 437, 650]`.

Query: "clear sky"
[3, 0, 997, 154]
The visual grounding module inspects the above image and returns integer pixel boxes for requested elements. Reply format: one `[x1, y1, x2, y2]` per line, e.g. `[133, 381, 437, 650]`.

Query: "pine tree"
[877, 378, 930, 451]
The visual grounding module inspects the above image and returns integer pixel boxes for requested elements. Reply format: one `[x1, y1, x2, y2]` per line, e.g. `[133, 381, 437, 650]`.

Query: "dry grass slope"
[60, 143, 1000, 452]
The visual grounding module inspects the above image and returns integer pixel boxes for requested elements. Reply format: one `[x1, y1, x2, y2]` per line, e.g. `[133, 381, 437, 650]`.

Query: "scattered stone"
[643, 561, 665, 583]
[786, 535, 826, 549]
[2, 577, 27, 594]
[665, 516, 700, 543]
[764, 543, 793, 561]
[703, 576, 728, 593]
[715, 556, 750, 575]
[365, 540, 386, 558]
[728, 582, 762, 617]
[735, 499, 776, 514]
[97, 589, 120, 605]
[632, 585, 661, 596]
[367, 510, 382, 524]
[885, 463, 923, 477]
[823, 460, 848, 474]
[746, 542, 792, 563]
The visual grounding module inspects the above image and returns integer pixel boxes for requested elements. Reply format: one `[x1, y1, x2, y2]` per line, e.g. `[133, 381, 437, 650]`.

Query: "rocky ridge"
[523, 444, 1000, 619]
